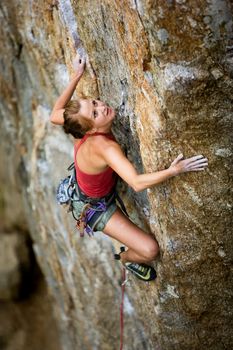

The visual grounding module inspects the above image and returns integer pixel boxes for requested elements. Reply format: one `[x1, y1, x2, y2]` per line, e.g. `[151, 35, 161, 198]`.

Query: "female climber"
[50, 55, 208, 282]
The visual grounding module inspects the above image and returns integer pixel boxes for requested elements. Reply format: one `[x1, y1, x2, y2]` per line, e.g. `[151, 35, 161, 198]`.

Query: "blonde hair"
[63, 100, 93, 138]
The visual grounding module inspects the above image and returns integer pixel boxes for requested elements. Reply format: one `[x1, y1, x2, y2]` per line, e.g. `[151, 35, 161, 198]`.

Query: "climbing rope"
[120, 267, 127, 350]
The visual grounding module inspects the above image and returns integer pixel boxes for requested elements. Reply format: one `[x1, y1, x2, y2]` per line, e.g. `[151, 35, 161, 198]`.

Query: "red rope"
[120, 267, 126, 350]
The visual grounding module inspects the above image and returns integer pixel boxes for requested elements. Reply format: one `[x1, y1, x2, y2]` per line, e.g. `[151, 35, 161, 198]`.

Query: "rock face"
[0, 244, 62, 350]
[0, 1, 232, 349]
[0, 232, 31, 301]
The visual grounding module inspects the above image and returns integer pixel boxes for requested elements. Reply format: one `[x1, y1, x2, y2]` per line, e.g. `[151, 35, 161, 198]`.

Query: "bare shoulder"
[92, 135, 121, 153]
[92, 135, 138, 187]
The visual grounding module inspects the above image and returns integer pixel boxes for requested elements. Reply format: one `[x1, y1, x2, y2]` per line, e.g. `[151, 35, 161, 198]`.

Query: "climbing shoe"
[124, 262, 157, 281]
[114, 246, 156, 282]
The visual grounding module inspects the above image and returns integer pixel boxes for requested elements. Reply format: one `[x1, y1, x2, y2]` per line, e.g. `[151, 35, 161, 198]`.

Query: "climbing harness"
[57, 162, 111, 235]
[56, 162, 128, 236]
[75, 184, 116, 236]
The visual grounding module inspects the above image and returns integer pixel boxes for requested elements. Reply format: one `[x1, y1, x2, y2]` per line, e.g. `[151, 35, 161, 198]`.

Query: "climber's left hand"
[169, 154, 208, 175]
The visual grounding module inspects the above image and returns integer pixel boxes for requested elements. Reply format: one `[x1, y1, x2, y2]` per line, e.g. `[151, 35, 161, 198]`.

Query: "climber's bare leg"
[103, 208, 159, 264]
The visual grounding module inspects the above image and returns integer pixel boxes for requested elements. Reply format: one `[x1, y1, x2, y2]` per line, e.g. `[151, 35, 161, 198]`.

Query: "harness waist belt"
[75, 182, 116, 206]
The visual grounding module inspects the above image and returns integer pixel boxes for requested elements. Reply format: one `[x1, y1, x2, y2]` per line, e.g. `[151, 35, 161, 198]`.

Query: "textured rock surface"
[0, 256, 62, 350]
[0, 1, 232, 349]
[0, 232, 31, 301]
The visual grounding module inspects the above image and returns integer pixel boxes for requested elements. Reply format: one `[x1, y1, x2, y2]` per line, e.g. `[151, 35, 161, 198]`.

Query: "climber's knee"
[142, 239, 159, 262]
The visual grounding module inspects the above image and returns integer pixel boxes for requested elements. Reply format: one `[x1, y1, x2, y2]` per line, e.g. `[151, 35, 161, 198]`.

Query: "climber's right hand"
[169, 154, 208, 176]
[73, 53, 86, 78]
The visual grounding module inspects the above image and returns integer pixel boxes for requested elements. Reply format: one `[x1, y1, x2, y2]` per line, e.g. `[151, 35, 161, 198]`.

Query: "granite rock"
[0, 1, 232, 349]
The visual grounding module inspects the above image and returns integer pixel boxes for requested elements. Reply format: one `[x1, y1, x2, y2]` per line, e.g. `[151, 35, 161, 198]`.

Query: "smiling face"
[78, 99, 116, 132]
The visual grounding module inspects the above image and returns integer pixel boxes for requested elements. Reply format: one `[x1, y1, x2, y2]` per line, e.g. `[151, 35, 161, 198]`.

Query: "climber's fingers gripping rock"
[73, 53, 86, 78]
[169, 154, 208, 175]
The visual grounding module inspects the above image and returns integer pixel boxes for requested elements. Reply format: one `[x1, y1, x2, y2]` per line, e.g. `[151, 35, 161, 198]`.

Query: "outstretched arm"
[100, 140, 208, 192]
[50, 55, 85, 125]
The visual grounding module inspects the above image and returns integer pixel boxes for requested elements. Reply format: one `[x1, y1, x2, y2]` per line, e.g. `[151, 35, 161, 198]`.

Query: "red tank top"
[74, 132, 117, 198]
